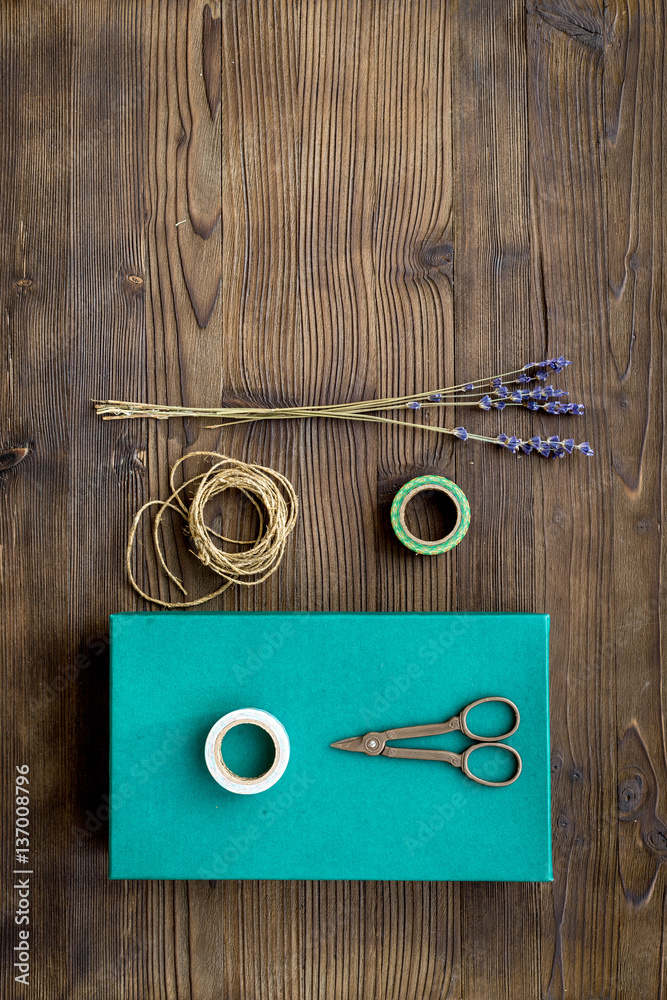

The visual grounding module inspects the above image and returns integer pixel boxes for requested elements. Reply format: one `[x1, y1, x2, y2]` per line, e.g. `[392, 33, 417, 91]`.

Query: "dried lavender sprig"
[94, 354, 594, 457]
[451, 427, 593, 458]
[492, 432, 594, 457]
[400, 395, 583, 413]
[193, 409, 594, 458]
[94, 356, 574, 421]
[492, 401, 584, 415]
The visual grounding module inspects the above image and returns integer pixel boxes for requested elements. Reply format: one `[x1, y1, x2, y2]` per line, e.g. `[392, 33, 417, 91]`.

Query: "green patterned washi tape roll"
[390, 475, 470, 555]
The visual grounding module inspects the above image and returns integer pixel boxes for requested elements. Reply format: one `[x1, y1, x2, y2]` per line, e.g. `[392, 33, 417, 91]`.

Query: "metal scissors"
[330, 696, 522, 787]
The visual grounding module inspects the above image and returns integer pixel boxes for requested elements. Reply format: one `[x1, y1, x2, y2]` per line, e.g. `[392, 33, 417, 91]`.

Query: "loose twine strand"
[127, 451, 298, 608]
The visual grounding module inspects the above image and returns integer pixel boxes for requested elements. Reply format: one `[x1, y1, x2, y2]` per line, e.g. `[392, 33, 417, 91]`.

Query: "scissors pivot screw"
[363, 734, 384, 754]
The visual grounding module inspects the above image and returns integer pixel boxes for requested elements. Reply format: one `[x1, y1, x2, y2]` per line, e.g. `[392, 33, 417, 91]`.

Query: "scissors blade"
[330, 735, 367, 753]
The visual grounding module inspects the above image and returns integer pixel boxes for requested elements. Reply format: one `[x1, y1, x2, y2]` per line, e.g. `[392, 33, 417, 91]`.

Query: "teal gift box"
[109, 612, 552, 881]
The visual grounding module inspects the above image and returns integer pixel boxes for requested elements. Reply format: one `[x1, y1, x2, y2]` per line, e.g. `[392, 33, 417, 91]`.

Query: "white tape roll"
[204, 708, 290, 795]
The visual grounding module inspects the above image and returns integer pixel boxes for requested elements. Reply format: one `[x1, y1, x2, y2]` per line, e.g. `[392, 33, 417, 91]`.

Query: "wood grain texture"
[453, 5, 541, 996]
[0, 0, 665, 997]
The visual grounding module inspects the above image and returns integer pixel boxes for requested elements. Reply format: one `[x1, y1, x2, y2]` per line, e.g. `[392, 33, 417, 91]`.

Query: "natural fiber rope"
[127, 451, 298, 608]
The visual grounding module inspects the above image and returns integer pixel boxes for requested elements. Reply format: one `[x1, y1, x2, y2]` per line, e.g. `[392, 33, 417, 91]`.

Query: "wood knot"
[112, 437, 146, 483]
[531, 3, 603, 53]
[618, 768, 646, 816]
[0, 446, 32, 472]
[15, 278, 32, 288]
[127, 274, 144, 285]
[420, 243, 453, 278]
[645, 827, 667, 855]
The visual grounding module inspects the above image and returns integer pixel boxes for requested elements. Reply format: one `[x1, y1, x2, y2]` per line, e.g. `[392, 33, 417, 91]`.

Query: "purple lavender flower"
[523, 357, 571, 374]
[398, 357, 591, 460]
[552, 402, 583, 415]
[543, 356, 572, 370]
[508, 435, 590, 459]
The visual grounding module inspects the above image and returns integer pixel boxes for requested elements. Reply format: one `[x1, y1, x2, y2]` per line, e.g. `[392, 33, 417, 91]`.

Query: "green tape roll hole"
[390, 475, 470, 555]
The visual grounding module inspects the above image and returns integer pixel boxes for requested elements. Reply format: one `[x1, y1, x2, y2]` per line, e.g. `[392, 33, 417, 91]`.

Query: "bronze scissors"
[330, 696, 522, 787]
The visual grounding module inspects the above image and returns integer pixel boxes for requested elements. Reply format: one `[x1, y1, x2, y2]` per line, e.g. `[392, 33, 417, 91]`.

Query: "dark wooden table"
[2, 1, 664, 997]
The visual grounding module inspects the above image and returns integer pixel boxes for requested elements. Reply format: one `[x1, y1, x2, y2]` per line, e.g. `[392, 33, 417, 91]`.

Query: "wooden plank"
[0, 2, 73, 998]
[452, 2, 542, 998]
[68, 1, 149, 997]
[525, 1, 658, 997]
[372, 0, 456, 614]
[602, 1, 667, 997]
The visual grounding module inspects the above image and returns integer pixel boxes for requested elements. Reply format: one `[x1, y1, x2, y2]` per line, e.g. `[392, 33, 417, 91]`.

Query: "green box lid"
[109, 612, 552, 881]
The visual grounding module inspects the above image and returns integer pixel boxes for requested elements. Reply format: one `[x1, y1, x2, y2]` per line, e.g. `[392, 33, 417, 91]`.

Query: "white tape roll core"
[204, 708, 290, 795]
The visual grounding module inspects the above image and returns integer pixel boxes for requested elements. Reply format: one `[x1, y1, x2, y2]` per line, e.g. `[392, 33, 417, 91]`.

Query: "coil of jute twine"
[127, 451, 298, 608]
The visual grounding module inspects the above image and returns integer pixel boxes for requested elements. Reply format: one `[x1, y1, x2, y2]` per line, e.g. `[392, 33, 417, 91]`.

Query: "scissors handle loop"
[461, 742, 522, 787]
[459, 696, 520, 742]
